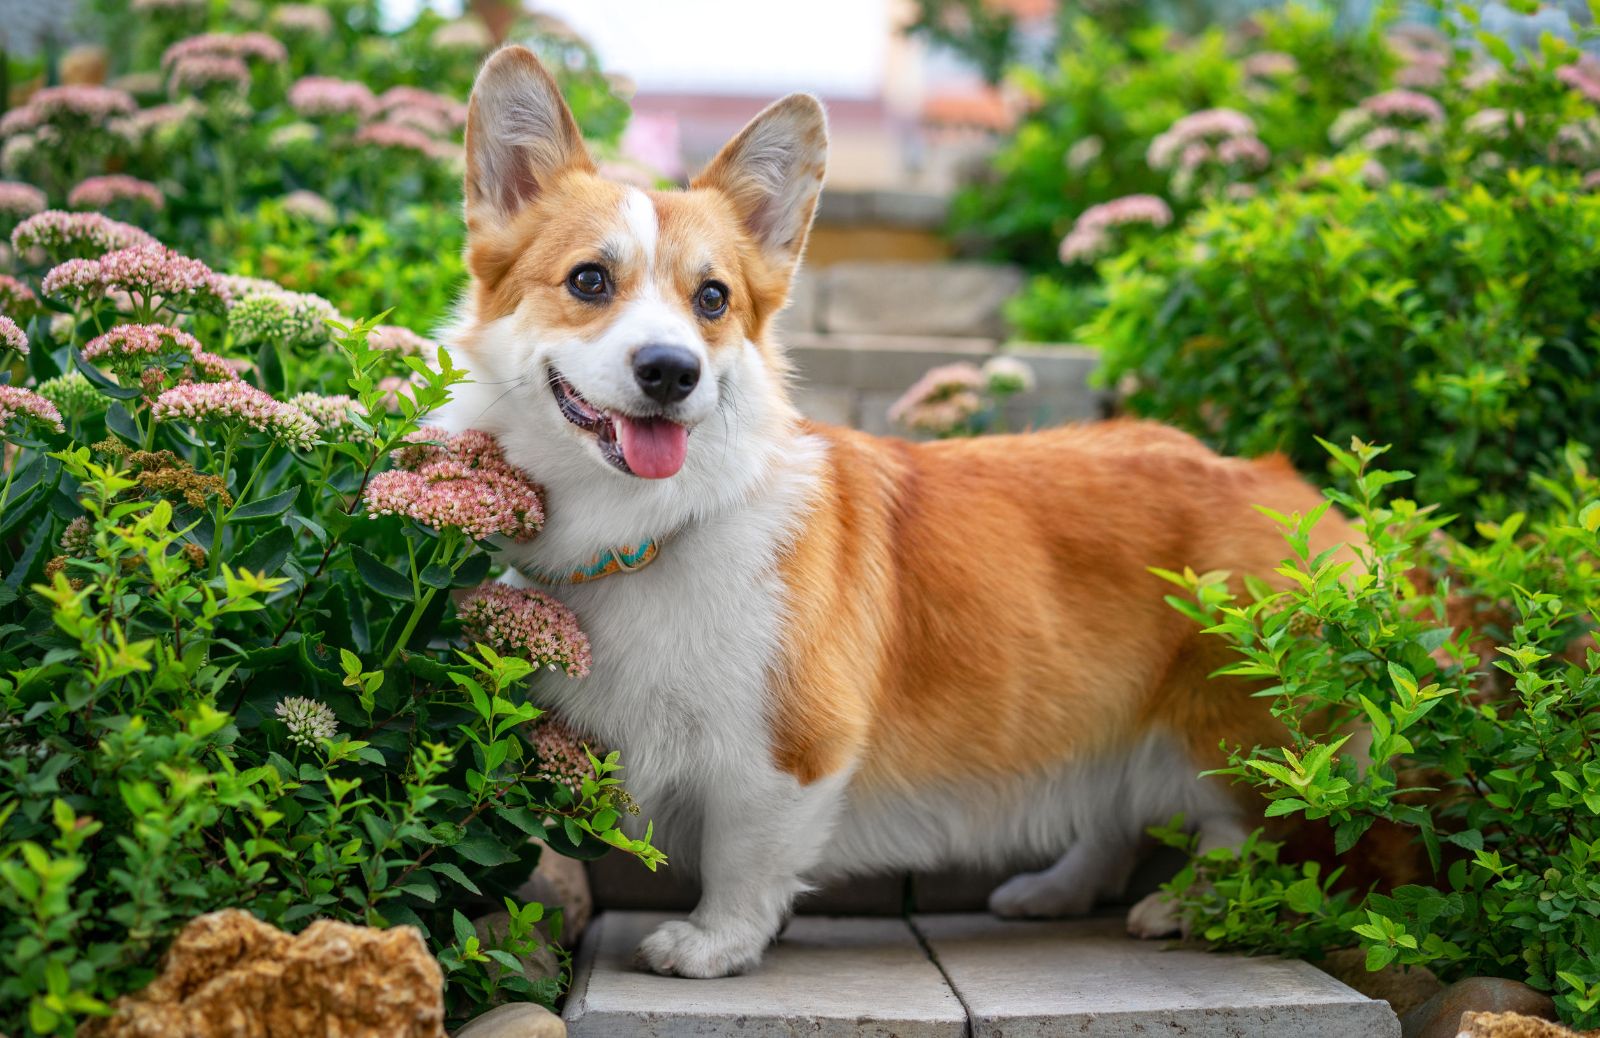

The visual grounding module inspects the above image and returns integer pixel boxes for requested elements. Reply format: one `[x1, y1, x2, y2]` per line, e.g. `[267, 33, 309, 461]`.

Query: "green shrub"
[1084, 163, 1600, 516]
[0, 228, 662, 1036]
[1156, 438, 1600, 1026]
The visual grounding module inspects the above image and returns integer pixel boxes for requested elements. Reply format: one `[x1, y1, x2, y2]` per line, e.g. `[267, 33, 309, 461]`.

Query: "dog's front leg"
[634, 770, 844, 978]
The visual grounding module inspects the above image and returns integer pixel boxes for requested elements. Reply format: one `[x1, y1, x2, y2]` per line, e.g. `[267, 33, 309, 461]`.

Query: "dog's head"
[454, 46, 826, 487]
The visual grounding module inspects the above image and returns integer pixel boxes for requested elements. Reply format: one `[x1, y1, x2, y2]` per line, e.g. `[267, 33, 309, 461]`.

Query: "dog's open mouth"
[549, 369, 690, 479]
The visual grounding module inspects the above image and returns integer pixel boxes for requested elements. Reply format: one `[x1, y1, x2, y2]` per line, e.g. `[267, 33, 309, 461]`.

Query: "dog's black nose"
[633, 344, 701, 405]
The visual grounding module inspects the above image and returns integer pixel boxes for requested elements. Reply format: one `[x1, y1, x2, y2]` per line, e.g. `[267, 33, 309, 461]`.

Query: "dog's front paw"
[632, 919, 765, 978]
[1125, 891, 1185, 939]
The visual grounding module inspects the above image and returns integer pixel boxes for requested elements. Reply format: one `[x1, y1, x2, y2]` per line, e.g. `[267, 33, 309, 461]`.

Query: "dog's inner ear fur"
[693, 95, 829, 281]
[465, 46, 594, 223]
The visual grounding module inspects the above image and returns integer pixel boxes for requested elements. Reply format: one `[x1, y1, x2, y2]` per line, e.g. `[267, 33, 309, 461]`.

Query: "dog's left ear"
[693, 94, 828, 283]
[465, 45, 594, 227]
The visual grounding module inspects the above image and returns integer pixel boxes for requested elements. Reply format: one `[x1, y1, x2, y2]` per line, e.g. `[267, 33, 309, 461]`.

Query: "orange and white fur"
[438, 47, 1352, 978]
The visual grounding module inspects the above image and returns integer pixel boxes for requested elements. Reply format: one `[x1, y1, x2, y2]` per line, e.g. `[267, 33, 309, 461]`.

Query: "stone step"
[562, 911, 1400, 1038]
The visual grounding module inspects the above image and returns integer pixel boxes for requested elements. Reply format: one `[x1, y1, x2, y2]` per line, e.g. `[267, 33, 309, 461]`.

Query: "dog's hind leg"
[988, 829, 1140, 919]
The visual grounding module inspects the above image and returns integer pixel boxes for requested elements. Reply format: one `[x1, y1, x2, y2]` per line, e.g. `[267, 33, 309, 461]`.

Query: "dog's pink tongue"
[615, 415, 689, 479]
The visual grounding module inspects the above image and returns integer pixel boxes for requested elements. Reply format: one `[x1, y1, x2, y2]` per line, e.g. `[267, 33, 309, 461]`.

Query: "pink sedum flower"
[1075, 194, 1173, 232]
[353, 121, 447, 158]
[152, 381, 317, 449]
[1148, 108, 1257, 170]
[0, 85, 136, 135]
[377, 86, 467, 129]
[368, 324, 437, 358]
[83, 323, 235, 383]
[0, 314, 28, 356]
[68, 175, 165, 212]
[69, 244, 227, 314]
[41, 259, 105, 302]
[280, 190, 336, 224]
[0, 181, 47, 219]
[168, 54, 252, 95]
[1359, 89, 1445, 124]
[0, 276, 37, 316]
[889, 363, 988, 433]
[13, 210, 156, 261]
[0, 384, 64, 434]
[160, 32, 288, 71]
[288, 76, 378, 119]
[528, 719, 600, 796]
[363, 427, 545, 541]
[459, 583, 592, 678]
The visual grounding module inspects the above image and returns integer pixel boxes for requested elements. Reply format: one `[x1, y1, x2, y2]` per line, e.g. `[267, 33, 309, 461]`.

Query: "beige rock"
[79, 909, 445, 1038]
[471, 911, 561, 990]
[1320, 947, 1444, 1017]
[1403, 977, 1560, 1038]
[1457, 1011, 1600, 1037]
[453, 1002, 566, 1038]
[516, 839, 592, 941]
[60, 45, 108, 86]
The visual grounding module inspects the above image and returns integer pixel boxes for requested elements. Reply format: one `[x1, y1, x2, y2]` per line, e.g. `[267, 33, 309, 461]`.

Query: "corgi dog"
[438, 46, 1354, 978]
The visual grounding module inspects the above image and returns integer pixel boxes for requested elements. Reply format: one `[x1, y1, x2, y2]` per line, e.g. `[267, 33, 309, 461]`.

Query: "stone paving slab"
[914, 913, 1401, 1037]
[563, 911, 967, 1038]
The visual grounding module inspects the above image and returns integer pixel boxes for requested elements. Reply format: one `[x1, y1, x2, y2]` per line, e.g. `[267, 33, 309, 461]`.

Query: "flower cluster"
[67, 175, 165, 212]
[286, 392, 368, 439]
[982, 355, 1036, 395]
[353, 123, 454, 161]
[83, 323, 234, 383]
[160, 32, 288, 72]
[280, 190, 336, 224]
[1242, 51, 1299, 80]
[368, 323, 437, 357]
[152, 381, 318, 449]
[529, 719, 599, 796]
[0, 181, 47, 219]
[168, 55, 252, 96]
[227, 288, 341, 349]
[44, 243, 227, 315]
[363, 428, 546, 541]
[0, 85, 136, 136]
[431, 18, 493, 52]
[0, 276, 37, 317]
[459, 583, 593, 678]
[0, 384, 64, 434]
[1058, 193, 1173, 264]
[1330, 89, 1446, 158]
[376, 86, 468, 133]
[58, 515, 91, 555]
[35, 372, 99, 419]
[0, 315, 28, 356]
[271, 4, 335, 36]
[1148, 109, 1270, 198]
[274, 696, 338, 750]
[12, 210, 156, 262]
[288, 76, 378, 119]
[1558, 60, 1600, 106]
[888, 362, 987, 435]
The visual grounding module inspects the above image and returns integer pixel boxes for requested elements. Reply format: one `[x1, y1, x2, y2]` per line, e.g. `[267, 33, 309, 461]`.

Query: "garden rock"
[1457, 1011, 1600, 1037]
[453, 1002, 566, 1038]
[1319, 947, 1443, 1017]
[515, 838, 592, 941]
[471, 910, 561, 990]
[1402, 978, 1559, 1038]
[79, 908, 445, 1038]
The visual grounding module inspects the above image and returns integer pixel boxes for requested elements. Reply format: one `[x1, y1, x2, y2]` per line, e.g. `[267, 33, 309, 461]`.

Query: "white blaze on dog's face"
[461, 47, 827, 481]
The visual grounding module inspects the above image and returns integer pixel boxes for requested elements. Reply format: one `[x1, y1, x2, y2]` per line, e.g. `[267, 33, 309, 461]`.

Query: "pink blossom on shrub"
[1058, 225, 1111, 264]
[90, 244, 227, 313]
[271, 4, 335, 35]
[363, 427, 545, 541]
[0, 384, 64, 434]
[377, 86, 468, 129]
[529, 719, 599, 794]
[1463, 108, 1525, 139]
[1076, 194, 1174, 232]
[0, 315, 28, 356]
[68, 175, 165, 211]
[83, 323, 203, 364]
[1558, 62, 1600, 105]
[0, 276, 36, 315]
[368, 324, 436, 357]
[1360, 89, 1445, 124]
[288, 76, 378, 119]
[160, 32, 287, 71]
[41, 259, 105, 301]
[0, 182, 47, 219]
[168, 54, 252, 94]
[152, 381, 318, 449]
[888, 362, 988, 433]
[1216, 136, 1271, 170]
[280, 190, 336, 224]
[1242, 51, 1298, 78]
[286, 392, 367, 437]
[1148, 108, 1257, 170]
[459, 583, 592, 677]
[353, 122, 445, 158]
[214, 273, 282, 303]
[430, 18, 492, 51]
[0, 85, 136, 135]
[12, 210, 156, 259]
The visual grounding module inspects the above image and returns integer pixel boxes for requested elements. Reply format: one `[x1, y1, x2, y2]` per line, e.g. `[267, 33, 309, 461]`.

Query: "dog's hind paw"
[633, 919, 764, 978]
[1125, 891, 1185, 939]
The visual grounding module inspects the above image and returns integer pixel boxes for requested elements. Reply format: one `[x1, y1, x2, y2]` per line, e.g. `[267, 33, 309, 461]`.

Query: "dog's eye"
[567, 265, 610, 300]
[695, 281, 729, 318]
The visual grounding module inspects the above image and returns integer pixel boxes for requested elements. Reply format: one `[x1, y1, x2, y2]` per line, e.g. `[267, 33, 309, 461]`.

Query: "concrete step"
[562, 911, 1400, 1038]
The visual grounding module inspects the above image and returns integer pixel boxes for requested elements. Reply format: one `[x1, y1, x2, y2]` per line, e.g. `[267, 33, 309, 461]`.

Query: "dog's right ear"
[465, 46, 594, 225]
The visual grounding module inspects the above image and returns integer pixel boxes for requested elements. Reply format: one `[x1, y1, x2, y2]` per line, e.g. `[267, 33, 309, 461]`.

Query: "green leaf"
[232, 488, 299, 522]
[452, 832, 519, 868]
[352, 546, 414, 600]
[236, 526, 294, 577]
[429, 862, 482, 895]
